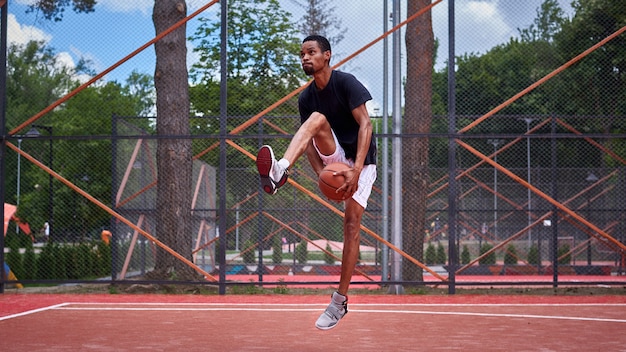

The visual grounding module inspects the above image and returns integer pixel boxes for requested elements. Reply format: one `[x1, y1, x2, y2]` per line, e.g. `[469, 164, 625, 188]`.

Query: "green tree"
[272, 235, 283, 264]
[125, 70, 156, 116]
[479, 243, 496, 265]
[242, 239, 256, 264]
[527, 244, 540, 265]
[6, 41, 78, 132]
[295, 241, 308, 264]
[460, 245, 471, 265]
[25, 0, 96, 22]
[504, 244, 518, 265]
[48, 80, 151, 239]
[553, 0, 626, 118]
[189, 0, 303, 116]
[5, 40, 85, 234]
[436, 242, 446, 265]
[291, 0, 347, 48]
[324, 242, 335, 264]
[21, 0, 190, 282]
[424, 243, 436, 265]
[22, 243, 37, 280]
[151, 0, 196, 280]
[557, 244, 572, 265]
[519, 0, 566, 42]
[5, 236, 24, 280]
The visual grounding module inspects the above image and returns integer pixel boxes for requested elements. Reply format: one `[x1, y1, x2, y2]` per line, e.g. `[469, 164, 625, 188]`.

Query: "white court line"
[51, 303, 626, 324]
[56, 302, 626, 307]
[0, 303, 69, 321]
[350, 309, 626, 324]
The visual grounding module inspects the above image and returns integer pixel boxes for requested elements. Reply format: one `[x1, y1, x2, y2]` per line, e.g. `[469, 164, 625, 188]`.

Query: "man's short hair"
[303, 35, 331, 53]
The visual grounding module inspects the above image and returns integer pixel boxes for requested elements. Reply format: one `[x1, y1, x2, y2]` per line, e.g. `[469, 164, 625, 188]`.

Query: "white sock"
[277, 158, 290, 170]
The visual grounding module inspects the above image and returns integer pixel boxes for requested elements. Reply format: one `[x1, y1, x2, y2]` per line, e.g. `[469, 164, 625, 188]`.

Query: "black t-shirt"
[298, 70, 377, 165]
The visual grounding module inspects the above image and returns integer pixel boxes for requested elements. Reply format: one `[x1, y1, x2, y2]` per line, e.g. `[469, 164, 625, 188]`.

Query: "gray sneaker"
[315, 292, 348, 330]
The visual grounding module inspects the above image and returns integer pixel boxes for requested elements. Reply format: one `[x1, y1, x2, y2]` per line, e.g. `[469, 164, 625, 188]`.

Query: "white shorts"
[313, 132, 377, 209]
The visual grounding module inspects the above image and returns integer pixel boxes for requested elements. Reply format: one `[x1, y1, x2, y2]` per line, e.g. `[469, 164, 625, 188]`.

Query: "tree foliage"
[519, 0, 566, 42]
[189, 0, 303, 116]
[6, 41, 76, 130]
[504, 244, 518, 265]
[479, 243, 496, 265]
[435, 0, 626, 118]
[290, 0, 347, 48]
[25, 0, 96, 22]
[5, 40, 153, 241]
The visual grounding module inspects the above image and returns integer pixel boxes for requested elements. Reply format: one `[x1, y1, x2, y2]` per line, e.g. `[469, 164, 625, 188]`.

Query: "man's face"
[300, 40, 330, 76]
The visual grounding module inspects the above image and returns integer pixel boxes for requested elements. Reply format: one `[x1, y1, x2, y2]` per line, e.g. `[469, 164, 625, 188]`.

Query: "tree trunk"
[152, 0, 195, 279]
[402, 0, 434, 281]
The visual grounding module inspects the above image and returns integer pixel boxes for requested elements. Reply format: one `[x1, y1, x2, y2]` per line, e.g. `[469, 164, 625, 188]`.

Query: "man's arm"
[351, 103, 373, 173]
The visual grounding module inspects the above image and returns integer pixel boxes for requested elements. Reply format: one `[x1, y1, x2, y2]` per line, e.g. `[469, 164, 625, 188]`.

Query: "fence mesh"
[2, 0, 625, 291]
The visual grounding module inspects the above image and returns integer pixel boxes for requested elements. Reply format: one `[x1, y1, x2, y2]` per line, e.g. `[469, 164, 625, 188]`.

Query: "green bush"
[504, 244, 518, 265]
[424, 243, 436, 265]
[558, 244, 571, 264]
[436, 242, 447, 264]
[242, 239, 256, 264]
[3, 240, 113, 281]
[324, 243, 335, 264]
[527, 244, 539, 265]
[479, 243, 496, 265]
[5, 236, 24, 280]
[22, 244, 37, 280]
[461, 245, 471, 264]
[295, 241, 308, 264]
[271, 236, 283, 264]
[95, 241, 112, 276]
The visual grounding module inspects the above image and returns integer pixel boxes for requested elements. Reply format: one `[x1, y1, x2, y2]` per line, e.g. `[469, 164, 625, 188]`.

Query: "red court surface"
[2, 293, 626, 351]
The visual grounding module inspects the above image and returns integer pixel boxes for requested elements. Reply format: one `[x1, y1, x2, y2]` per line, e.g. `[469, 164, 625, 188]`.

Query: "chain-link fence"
[2, 0, 625, 292]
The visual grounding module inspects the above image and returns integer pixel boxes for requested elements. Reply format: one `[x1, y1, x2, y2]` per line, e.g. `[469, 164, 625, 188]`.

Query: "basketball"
[318, 162, 350, 201]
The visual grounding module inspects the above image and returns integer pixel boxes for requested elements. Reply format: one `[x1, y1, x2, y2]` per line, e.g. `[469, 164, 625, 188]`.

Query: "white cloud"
[97, 0, 153, 15]
[7, 13, 51, 45]
[433, 0, 513, 70]
[55, 51, 75, 70]
[69, 45, 104, 73]
[96, 0, 218, 16]
[460, 1, 511, 43]
[12, 0, 37, 5]
[8, 13, 92, 83]
[14, 0, 153, 16]
[50, 48, 94, 84]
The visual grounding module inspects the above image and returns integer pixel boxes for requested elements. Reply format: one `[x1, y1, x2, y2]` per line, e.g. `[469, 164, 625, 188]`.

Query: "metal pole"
[111, 114, 118, 281]
[494, 145, 498, 239]
[389, 0, 403, 294]
[16, 138, 21, 233]
[550, 116, 558, 286]
[585, 172, 598, 267]
[487, 139, 503, 240]
[48, 129, 53, 240]
[0, 0, 8, 293]
[524, 118, 533, 247]
[447, 0, 457, 294]
[381, 0, 390, 284]
[218, 0, 228, 294]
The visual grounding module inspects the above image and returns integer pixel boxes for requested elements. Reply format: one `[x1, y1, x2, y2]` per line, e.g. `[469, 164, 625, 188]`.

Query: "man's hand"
[335, 167, 360, 199]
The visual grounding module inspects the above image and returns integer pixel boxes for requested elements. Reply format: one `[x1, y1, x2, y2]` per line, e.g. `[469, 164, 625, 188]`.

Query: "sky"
[7, 0, 575, 115]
